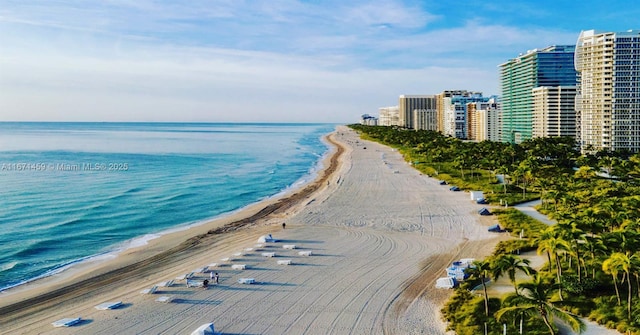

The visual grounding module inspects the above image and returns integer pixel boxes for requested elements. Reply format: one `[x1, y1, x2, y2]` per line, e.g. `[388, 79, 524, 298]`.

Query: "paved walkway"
[511, 200, 620, 335]
[512, 199, 556, 225]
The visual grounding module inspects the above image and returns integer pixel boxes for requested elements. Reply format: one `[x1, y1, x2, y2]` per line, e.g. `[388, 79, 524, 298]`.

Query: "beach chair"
[52, 317, 82, 327]
[176, 272, 195, 280]
[261, 252, 276, 257]
[298, 250, 313, 256]
[277, 259, 292, 265]
[156, 280, 174, 287]
[237, 278, 255, 284]
[140, 286, 158, 294]
[282, 244, 296, 249]
[95, 301, 123, 310]
[155, 296, 173, 303]
[231, 264, 247, 270]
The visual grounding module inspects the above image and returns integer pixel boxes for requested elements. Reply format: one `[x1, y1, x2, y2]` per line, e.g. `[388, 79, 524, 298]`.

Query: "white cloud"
[0, 0, 584, 122]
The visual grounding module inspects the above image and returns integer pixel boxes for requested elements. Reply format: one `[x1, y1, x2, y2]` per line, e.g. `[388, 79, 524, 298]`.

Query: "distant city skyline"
[1, 1, 638, 123]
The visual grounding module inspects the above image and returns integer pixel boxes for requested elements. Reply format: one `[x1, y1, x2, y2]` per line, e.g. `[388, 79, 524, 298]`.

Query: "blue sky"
[1, 1, 638, 123]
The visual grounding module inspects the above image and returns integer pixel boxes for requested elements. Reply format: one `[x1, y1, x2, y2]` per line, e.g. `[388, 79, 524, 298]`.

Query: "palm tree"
[536, 227, 570, 300]
[466, 259, 493, 317]
[491, 254, 535, 294]
[602, 252, 639, 320]
[602, 253, 624, 306]
[495, 274, 585, 335]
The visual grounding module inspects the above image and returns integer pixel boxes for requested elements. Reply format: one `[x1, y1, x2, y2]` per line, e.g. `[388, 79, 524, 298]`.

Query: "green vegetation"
[349, 124, 640, 334]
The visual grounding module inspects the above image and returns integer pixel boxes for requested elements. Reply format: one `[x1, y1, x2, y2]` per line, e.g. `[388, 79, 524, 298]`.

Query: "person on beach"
[282, 222, 286, 229]
[214, 273, 219, 284]
[203, 279, 209, 289]
[210, 271, 214, 280]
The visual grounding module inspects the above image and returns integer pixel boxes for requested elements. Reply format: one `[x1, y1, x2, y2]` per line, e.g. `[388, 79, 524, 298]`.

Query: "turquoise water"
[0, 122, 335, 291]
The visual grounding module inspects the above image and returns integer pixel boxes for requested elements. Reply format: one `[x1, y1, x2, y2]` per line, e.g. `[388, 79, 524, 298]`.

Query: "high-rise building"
[532, 86, 577, 138]
[575, 29, 640, 153]
[468, 98, 501, 142]
[442, 93, 488, 139]
[436, 90, 481, 133]
[500, 46, 577, 143]
[378, 106, 400, 126]
[398, 95, 436, 129]
[360, 114, 378, 126]
[413, 109, 438, 131]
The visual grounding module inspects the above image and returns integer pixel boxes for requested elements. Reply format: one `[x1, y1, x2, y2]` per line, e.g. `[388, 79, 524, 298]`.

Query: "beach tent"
[257, 234, 275, 243]
[191, 323, 215, 335]
[488, 224, 502, 232]
[478, 208, 491, 216]
[435, 277, 456, 289]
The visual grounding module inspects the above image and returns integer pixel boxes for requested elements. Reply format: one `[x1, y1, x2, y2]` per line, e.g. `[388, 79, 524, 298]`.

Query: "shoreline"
[1, 126, 504, 334]
[0, 129, 344, 320]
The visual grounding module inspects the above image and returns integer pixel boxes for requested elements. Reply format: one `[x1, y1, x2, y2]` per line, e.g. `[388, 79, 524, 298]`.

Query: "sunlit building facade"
[575, 29, 640, 153]
[532, 86, 577, 138]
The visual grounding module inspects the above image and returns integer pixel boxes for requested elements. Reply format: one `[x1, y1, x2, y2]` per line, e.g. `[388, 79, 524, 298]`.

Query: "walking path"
[511, 200, 620, 335]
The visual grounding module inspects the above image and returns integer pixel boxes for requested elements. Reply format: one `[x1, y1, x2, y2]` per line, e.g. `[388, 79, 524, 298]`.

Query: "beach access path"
[0, 126, 505, 334]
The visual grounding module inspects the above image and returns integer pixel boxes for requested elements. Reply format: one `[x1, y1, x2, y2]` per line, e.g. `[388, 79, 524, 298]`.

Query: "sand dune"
[0, 126, 505, 334]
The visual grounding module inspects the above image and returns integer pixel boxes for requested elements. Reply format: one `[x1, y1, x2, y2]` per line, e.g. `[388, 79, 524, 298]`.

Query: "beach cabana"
[469, 191, 484, 201]
[435, 277, 456, 289]
[446, 261, 470, 281]
[257, 234, 275, 243]
[52, 317, 82, 327]
[191, 323, 215, 335]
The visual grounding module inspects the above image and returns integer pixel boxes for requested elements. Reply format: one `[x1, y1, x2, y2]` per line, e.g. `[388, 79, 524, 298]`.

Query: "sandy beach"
[0, 125, 506, 334]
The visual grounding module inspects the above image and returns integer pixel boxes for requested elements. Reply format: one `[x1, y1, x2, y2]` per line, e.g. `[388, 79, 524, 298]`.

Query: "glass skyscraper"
[499, 46, 578, 143]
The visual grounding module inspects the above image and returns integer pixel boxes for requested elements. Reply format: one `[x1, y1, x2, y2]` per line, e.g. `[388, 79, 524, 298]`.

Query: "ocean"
[0, 122, 336, 291]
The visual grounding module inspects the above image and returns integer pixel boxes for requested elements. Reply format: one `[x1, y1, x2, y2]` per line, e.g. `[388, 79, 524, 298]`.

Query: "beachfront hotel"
[442, 93, 491, 139]
[467, 98, 501, 142]
[398, 95, 436, 129]
[378, 106, 400, 126]
[499, 45, 577, 143]
[575, 29, 640, 153]
[436, 90, 480, 133]
[412, 95, 438, 131]
[532, 86, 577, 138]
